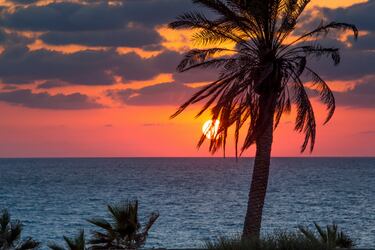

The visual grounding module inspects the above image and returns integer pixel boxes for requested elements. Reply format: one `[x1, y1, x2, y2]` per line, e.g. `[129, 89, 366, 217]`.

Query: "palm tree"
[0, 209, 39, 250]
[48, 230, 86, 250]
[87, 200, 159, 249]
[299, 222, 354, 249]
[169, 0, 358, 238]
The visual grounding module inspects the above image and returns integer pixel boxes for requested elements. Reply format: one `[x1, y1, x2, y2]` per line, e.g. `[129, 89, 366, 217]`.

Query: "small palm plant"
[0, 209, 39, 250]
[48, 230, 86, 250]
[298, 222, 354, 249]
[87, 200, 159, 250]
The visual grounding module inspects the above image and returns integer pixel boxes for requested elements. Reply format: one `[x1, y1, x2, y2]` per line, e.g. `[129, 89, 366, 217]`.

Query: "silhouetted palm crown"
[169, 0, 358, 154]
[87, 200, 159, 250]
[48, 230, 86, 250]
[0, 210, 39, 250]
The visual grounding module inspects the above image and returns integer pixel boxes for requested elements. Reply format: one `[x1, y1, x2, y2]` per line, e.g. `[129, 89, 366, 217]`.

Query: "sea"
[0, 158, 374, 249]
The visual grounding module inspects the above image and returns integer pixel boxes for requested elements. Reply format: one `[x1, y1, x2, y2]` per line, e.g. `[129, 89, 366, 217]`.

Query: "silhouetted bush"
[87, 200, 159, 249]
[205, 223, 354, 250]
[0, 209, 39, 250]
[298, 222, 354, 249]
[48, 230, 86, 250]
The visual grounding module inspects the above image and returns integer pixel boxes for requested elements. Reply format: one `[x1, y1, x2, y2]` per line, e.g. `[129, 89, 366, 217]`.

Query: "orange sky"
[1, 99, 374, 157]
[0, 0, 374, 157]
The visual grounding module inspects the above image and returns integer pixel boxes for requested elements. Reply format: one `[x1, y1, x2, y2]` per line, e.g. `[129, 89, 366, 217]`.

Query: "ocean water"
[0, 158, 374, 249]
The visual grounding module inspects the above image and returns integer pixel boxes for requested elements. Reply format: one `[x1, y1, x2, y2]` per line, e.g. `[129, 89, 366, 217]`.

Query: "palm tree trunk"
[242, 95, 275, 239]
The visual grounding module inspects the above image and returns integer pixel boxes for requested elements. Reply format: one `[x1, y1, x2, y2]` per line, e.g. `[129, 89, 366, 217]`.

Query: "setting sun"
[202, 120, 220, 139]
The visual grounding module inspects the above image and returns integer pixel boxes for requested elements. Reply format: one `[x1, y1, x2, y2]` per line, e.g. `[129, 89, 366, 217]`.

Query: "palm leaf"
[168, 0, 358, 155]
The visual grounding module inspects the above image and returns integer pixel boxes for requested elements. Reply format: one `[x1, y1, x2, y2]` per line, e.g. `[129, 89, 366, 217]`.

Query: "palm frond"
[305, 67, 335, 124]
[289, 70, 316, 152]
[296, 44, 341, 65]
[288, 21, 358, 48]
[87, 218, 112, 231]
[0, 210, 39, 250]
[16, 237, 40, 250]
[277, 0, 311, 42]
[88, 200, 158, 250]
[177, 48, 236, 72]
[169, 0, 358, 156]
[48, 244, 65, 250]
[0, 209, 10, 232]
[299, 222, 355, 249]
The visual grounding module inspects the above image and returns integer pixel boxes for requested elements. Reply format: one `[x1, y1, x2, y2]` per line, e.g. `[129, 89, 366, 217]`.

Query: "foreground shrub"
[48, 230, 86, 250]
[205, 223, 354, 250]
[298, 223, 354, 249]
[0, 209, 39, 250]
[87, 200, 159, 249]
[205, 233, 320, 250]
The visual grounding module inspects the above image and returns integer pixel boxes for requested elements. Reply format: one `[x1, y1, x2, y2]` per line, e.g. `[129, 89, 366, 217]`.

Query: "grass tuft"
[204, 223, 355, 250]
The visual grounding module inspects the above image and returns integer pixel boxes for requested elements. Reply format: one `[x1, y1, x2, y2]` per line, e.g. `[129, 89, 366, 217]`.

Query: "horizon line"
[1, 156, 375, 159]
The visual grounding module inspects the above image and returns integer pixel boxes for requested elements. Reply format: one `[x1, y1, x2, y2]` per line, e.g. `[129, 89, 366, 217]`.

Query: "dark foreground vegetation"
[1, 200, 159, 250]
[1, 200, 356, 250]
[205, 223, 354, 250]
[0, 209, 39, 250]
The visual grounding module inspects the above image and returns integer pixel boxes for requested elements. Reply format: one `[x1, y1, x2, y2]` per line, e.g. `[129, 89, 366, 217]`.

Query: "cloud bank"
[0, 0, 373, 109]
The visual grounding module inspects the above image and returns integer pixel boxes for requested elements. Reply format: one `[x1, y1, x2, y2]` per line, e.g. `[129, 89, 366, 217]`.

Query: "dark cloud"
[1, 2, 115, 31]
[0, 0, 223, 90]
[291, 31, 374, 82]
[142, 44, 164, 51]
[9, 0, 38, 4]
[320, 0, 375, 32]
[173, 68, 219, 84]
[118, 0, 199, 27]
[0, 29, 32, 47]
[298, 0, 375, 52]
[40, 27, 162, 48]
[0, 0, 200, 48]
[307, 75, 375, 109]
[295, 1, 375, 82]
[350, 32, 375, 50]
[115, 50, 181, 82]
[0, 0, 196, 31]
[0, 30, 5, 43]
[0, 46, 115, 85]
[0, 0, 373, 112]
[334, 80, 375, 109]
[108, 78, 375, 109]
[0, 46, 182, 85]
[1, 85, 18, 90]
[0, 89, 104, 109]
[309, 48, 375, 81]
[37, 81, 69, 89]
[107, 82, 196, 106]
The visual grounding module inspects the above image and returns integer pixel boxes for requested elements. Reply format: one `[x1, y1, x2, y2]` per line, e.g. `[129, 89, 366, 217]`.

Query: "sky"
[0, 0, 374, 157]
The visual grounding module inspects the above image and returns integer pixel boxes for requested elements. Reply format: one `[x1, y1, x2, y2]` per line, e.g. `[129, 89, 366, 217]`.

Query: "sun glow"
[202, 120, 220, 139]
